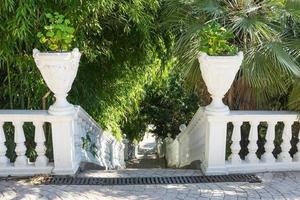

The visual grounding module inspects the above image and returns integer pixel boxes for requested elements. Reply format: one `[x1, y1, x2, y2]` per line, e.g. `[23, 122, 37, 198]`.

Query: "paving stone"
[2, 171, 300, 199]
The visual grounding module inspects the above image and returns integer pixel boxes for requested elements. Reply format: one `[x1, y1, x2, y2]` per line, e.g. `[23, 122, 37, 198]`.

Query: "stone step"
[126, 153, 166, 169]
[126, 157, 166, 169]
[77, 168, 203, 178]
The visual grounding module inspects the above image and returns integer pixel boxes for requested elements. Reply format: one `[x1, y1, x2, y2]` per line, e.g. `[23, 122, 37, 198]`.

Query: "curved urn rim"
[198, 51, 243, 63]
[33, 48, 81, 61]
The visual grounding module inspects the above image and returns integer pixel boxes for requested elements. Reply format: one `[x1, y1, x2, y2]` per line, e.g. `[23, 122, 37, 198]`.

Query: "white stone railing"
[0, 106, 124, 176]
[166, 107, 300, 175]
[214, 111, 299, 175]
[0, 110, 53, 176]
[165, 107, 206, 168]
[156, 138, 165, 158]
[74, 106, 125, 170]
[164, 135, 179, 167]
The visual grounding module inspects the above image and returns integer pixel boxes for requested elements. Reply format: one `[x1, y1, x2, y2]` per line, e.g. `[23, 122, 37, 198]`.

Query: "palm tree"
[161, 0, 300, 111]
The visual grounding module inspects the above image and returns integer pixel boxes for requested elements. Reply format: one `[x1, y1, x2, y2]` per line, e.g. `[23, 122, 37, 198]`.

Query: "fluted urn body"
[33, 48, 81, 115]
[198, 52, 243, 115]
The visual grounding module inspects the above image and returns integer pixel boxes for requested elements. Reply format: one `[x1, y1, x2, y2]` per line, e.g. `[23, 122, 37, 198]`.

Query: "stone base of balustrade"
[52, 163, 80, 175]
[202, 164, 228, 175]
[225, 160, 300, 174]
[202, 160, 300, 175]
[0, 163, 54, 177]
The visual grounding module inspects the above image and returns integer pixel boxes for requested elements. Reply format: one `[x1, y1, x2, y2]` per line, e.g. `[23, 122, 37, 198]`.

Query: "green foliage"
[161, 0, 300, 110]
[2, 0, 300, 164]
[142, 69, 199, 138]
[37, 12, 75, 51]
[122, 64, 200, 140]
[199, 23, 238, 56]
[0, 0, 170, 162]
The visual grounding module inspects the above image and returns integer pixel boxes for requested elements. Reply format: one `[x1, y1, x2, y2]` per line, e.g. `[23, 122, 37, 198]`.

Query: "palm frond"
[288, 80, 300, 111]
[284, 0, 300, 19]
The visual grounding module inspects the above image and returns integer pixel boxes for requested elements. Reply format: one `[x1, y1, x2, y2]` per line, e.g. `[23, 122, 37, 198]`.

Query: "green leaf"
[64, 38, 72, 44]
[56, 18, 63, 24]
[37, 32, 43, 38]
[46, 31, 54, 37]
[49, 44, 58, 50]
[54, 30, 62, 40]
[39, 37, 47, 44]
[45, 13, 53, 18]
[44, 25, 53, 30]
[66, 27, 75, 34]
[64, 19, 70, 25]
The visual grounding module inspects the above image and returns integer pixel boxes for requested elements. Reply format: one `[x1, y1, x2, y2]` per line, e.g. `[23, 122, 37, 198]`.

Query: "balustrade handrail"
[207, 110, 298, 122]
[164, 108, 300, 174]
[0, 109, 71, 121]
[177, 107, 205, 141]
[0, 106, 125, 176]
[203, 110, 299, 175]
[0, 109, 54, 176]
[74, 106, 124, 170]
[75, 106, 102, 131]
[75, 106, 117, 141]
[164, 107, 206, 168]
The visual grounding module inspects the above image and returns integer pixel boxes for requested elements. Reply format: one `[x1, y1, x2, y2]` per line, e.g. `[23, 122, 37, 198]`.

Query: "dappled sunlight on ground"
[1, 171, 300, 199]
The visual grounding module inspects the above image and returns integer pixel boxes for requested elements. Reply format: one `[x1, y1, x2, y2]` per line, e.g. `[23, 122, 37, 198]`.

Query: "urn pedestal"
[198, 52, 243, 115]
[33, 48, 81, 115]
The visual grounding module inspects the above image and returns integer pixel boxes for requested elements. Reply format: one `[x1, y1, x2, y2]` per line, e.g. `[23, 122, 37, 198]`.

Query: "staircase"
[126, 153, 166, 169]
[126, 132, 166, 169]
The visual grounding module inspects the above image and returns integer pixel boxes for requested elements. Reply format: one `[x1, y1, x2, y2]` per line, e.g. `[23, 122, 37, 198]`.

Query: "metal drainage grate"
[42, 174, 261, 185]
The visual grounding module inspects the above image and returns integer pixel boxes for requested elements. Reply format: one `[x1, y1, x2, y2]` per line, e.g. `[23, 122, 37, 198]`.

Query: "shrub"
[37, 12, 75, 51]
[199, 23, 238, 56]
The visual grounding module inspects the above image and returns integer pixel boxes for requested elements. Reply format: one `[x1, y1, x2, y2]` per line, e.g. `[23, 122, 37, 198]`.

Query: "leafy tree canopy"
[161, 0, 300, 111]
[0, 0, 171, 140]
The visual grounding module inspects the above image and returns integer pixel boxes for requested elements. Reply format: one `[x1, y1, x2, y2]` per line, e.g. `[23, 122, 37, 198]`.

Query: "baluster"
[74, 118, 83, 163]
[261, 121, 276, 163]
[85, 123, 89, 134]
[13, 121, 27, 167]
[111, 140, 115, 168]
[74, 118, 82, 148]
[80, 120, 86, 149]
[123, 135, 129, 161]
[0, 122, 9, 166]
[245, 121, 259, 163]
[33, 121, 48, 167]
[80, 120, 85, 138]
[82, 120, 86, 133]
[229, 121, 243, 164]
[100, 136, 108, 169]
[278, 121, 293, 162]
[79, 119, 87, 159]
[293, 128, 300, 161]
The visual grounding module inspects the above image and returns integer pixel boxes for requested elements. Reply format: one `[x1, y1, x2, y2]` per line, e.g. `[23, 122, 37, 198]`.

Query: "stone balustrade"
[224, 111, 299, 174]
[165, 108, 206, 169]
[165, 108, 300, 175]
[0, 106, 125, 176]
[0, 110, 55, 176]
[164, 134, 179, 167]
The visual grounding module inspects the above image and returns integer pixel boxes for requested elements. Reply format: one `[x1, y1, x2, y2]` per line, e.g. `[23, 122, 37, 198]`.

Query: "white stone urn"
[33, 48, 81, 115]
[198, 52, 243, 115]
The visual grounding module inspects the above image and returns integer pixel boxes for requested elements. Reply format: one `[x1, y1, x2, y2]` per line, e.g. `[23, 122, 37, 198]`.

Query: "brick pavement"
[1, 170, 300, 200]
